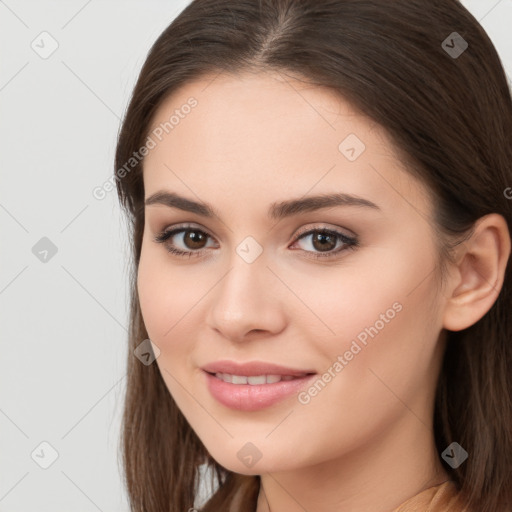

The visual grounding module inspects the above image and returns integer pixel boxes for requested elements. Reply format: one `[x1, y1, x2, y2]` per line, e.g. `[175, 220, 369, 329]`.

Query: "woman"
[114, 0, 512, 510]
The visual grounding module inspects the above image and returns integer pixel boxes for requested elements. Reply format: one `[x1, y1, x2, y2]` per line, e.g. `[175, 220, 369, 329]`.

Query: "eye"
[290, 227, 359, 260]
[153, 224, 359, 260]
[153, 224, 217, 258]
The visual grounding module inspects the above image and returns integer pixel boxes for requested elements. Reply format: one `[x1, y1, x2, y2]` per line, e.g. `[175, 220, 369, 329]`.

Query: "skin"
[137, 69, 510, 512]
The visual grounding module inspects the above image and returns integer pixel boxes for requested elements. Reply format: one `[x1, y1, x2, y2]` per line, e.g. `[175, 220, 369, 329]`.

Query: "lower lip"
[203, 371, 316, 411]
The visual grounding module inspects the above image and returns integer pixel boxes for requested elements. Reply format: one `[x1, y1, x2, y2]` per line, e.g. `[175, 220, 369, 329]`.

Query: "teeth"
[214, 373, 306, 384]
[247, 375, 266, 385]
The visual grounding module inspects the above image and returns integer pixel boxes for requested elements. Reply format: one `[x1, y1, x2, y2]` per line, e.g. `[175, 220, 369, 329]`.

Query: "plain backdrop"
[1, 1, 511, 510]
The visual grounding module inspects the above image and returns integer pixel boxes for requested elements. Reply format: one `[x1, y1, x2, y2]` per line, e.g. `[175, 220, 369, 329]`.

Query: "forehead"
[146, 69, 382, 151]
[142, 70, 431, 219]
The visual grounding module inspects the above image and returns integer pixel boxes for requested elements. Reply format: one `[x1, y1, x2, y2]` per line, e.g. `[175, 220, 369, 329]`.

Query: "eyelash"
[153, 223, 359, 261]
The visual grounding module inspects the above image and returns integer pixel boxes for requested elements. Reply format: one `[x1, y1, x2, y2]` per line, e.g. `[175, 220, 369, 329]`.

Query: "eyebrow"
[144, 190, 380, 220]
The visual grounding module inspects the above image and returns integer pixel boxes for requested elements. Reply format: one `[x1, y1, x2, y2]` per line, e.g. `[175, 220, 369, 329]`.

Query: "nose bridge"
[215, 247, 269, 316]
[206, 243, 285, 340]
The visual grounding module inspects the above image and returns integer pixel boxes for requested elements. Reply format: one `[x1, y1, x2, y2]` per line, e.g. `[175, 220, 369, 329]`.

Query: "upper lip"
[201, 360, 316, 377]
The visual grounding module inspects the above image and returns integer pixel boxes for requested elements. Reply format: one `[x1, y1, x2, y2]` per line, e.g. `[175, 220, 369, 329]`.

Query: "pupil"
[185, 230, 206, 249]
[313, 232, 335, 252]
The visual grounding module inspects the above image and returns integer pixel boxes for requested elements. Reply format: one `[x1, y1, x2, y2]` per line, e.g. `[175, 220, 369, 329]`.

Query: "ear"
[442, 213, 511, 332]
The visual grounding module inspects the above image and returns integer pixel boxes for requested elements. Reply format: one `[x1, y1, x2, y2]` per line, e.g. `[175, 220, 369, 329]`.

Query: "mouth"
[201, 363, 317, 411]
[201, 359, 316, 378]
[206, 372, 311, 384]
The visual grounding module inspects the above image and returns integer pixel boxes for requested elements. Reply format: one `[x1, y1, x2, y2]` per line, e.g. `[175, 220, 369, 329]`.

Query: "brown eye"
[153, 226, 216, 257]
[291, 228, 359, 260]
[154, 225, 358, 260]
[310, 232, 337, 252]
[182, 230, 208, 250]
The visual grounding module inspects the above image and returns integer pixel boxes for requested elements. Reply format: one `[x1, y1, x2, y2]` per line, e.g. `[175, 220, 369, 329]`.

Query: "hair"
[114, 0, 512, 510]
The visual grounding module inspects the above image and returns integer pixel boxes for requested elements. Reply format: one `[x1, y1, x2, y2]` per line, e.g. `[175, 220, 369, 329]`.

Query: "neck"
[255, 415, 450, 512]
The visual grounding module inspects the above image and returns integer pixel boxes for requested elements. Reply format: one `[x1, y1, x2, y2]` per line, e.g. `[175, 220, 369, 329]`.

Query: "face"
[137, 70, 448, 475]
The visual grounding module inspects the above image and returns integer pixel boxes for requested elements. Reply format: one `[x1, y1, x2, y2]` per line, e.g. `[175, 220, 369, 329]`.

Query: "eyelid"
[293, 222, 355, 239]
[156, 222, 354, 241]
[155, 222, 216, 243]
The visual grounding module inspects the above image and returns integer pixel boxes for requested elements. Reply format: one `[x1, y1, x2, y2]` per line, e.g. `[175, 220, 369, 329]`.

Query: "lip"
[201, 360, 317, 411]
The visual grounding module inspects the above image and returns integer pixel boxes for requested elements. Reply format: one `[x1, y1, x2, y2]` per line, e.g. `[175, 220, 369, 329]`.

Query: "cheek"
[137, 252, 165, 341]
[298, 243, 441, 395]
[279, 277, 440, 466]
[136, 249, 211, 355]
[137, 254, 199, 402]
[137, 249, 183, 347]
[292, 262, 407, 352]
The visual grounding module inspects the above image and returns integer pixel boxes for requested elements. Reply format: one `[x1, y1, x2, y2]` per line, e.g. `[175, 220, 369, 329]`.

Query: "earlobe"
[442, 214, 511, 332]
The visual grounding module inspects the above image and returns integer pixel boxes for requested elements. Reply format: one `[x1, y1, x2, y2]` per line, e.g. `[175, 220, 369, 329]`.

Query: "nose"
[205, 251, 287, 343]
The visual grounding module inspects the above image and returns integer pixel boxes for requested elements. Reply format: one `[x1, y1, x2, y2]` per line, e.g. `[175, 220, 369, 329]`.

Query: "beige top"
[231, 479, 465, 512]
[392, 481, 465, 512]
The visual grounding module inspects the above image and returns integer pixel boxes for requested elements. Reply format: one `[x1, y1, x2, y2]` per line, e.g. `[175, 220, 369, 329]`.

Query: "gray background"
[1, 1, 511, 510]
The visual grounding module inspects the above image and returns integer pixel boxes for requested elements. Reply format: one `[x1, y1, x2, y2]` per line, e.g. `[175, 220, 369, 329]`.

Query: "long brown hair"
[114, 1, 512, 510]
